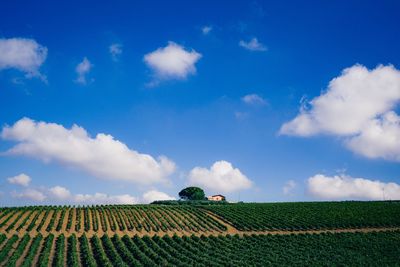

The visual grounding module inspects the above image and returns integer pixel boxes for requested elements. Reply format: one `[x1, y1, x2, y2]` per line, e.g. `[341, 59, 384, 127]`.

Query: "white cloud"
[280, 64, 400, 161]
[144, 42, 202, 83]
[142, 190, 176, 203]
[109, 43, 122, 61]
[75, 57, 93, 85]
[10, 183, 137, 204]
[11, 188, 46, 202]
[242, 94, 267, 105]
[49, 186, 71, 200]
[74, 193, 137, 204]
[0, 38, 47, 80]
[188, 160, 252, 193]
[346, 111, 400, 161]
[239, 38, 267, 51]
[308, 174, 400, 200]
[1, 118, 176, 184]
[7, 173, 31, 187]
[283, 180, 296, 195]
[201, 26, 212, 35]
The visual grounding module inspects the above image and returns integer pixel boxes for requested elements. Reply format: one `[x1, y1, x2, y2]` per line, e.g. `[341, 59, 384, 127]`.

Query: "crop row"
[0, 231, 399, 266]
[204, 201, 400, 231]
[0, 205, 226, 235]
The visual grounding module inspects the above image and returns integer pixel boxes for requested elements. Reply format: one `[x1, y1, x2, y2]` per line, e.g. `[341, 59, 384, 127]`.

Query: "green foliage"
[67, 234, 79, 267]
[20, 234, 43, 267]
[205, 201, 400, 231]
[79, 234, 97, 267]
[37, 234, 54, 267]
[0, 235, 18, 262]
[52, 234, 65, 267]
[100, 234, 128, 267]
[4, 234, 29, 267]
[91, 235, 113, 267]
[179, 187, 205, 200]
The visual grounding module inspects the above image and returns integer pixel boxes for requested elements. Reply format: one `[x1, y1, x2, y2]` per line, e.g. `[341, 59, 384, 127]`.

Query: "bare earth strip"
[60, 208, 70, 233]
[19, 210, 38, 232]
[42, 210, 55, 233]
[0, 210, 21, 232]
[9, 210, 31, 233]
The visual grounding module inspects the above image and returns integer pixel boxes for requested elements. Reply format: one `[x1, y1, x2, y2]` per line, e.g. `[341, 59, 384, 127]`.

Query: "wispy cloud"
[201, 26, 212, 35]
[75, 57, 93, 85]
[239, 38, 267, 51]
[109, 43, 123, 61]
[242, 94, 267, 106]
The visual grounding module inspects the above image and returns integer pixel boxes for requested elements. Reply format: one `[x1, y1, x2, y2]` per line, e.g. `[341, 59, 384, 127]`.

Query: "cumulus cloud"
[142, 190, 176, 203]
[239, 38, 267, 51]
[242, 94, 267, 105]
[11, 188, 46, 202]
[283, 180, 296, 195]
[308, 174, 400, 200]
[75, 57, 93, 85]
[188, 160, 252, 193]
[144, 42, 202, 84]
[109, 43, 122, 61]
[1, 118, 176, 184]
[7, 173, 31, 187]
[345, 111, 400, 161]
[201, 26, 212, 35]
[0, 38, 47, 80]
[16, 185, 137, 204]
[280, 64, 400, 161]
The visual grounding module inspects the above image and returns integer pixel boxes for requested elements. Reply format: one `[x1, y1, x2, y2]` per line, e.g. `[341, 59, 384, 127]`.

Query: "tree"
[179, 187, 205, 200]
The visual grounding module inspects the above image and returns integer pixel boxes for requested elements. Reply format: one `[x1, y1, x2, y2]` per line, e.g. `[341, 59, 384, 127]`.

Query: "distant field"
[0, 205, 226, 236]
[205, 201, 400, 231]
[0, 201, 399, 266]
[0, 231, 399, 266]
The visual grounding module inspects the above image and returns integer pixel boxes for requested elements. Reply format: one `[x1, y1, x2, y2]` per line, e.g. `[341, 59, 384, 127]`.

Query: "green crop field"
[205, 201, 400, 231]
[0, 205, 227, 236]
[0, 201, 399, 266]
[0, 231, 399, 266]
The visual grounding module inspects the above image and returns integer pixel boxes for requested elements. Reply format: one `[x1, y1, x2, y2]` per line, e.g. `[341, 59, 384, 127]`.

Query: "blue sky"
[0, 0, 400, 206]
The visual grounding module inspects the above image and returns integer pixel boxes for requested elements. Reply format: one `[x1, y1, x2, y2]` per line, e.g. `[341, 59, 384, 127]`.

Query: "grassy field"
[0, 201, 399, 266]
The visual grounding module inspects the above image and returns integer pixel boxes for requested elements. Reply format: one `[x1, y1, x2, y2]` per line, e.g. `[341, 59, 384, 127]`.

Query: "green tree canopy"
[178, 187, 205, 200]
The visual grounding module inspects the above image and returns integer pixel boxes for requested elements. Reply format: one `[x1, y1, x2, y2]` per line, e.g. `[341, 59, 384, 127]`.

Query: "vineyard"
[0, 201, 399, 266]
[0, 205, 226, 236]
[205, 201, 400, 231]
[0, 231, 399, 266]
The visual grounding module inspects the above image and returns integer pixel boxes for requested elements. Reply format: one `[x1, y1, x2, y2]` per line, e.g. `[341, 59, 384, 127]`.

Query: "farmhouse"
[207, 194, 226, 201]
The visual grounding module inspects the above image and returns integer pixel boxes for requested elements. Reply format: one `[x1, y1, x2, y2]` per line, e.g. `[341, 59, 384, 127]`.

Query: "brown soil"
[42, 210, 55, 232]
[18, 210, 38, 233]
[0, 210, 22, 232]
[59, 208, 69, 233]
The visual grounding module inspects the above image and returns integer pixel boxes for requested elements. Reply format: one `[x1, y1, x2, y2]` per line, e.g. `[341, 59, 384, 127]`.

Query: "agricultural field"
[0, 201, 399, 266]
[205, 201, 400, 231]
[0, 205, 226, 236]
[0, 231, 399, 266]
